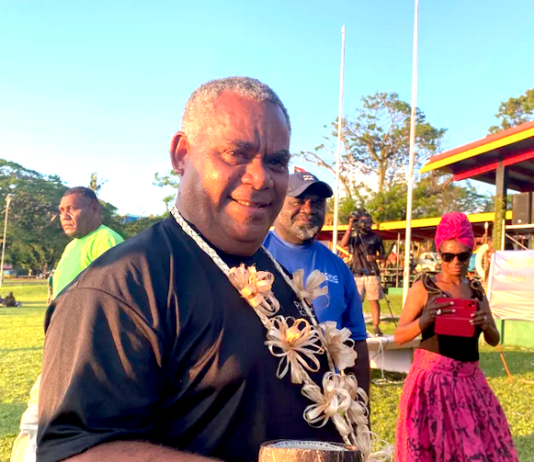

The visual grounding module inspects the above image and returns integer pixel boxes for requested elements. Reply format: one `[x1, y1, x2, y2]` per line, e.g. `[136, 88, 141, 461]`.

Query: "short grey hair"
[181, 76, 291, 141]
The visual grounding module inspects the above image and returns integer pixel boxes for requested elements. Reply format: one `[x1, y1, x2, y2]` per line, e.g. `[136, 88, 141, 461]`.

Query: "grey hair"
[181, 76, 291, 141]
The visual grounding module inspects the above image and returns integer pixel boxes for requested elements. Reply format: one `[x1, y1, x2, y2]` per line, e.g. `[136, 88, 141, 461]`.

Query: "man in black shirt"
[341, 212, 385, 336]
[37, 77, 343, 462]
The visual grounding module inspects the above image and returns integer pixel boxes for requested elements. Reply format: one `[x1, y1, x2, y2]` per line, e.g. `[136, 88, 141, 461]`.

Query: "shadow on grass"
[513, 433, 534, 461]
[0, 347, 42, 353]
[371, 369, 407, 385]
[0, 402, 26, 439]
[480, 350, 534, 378]
[15, 302, 47, 307]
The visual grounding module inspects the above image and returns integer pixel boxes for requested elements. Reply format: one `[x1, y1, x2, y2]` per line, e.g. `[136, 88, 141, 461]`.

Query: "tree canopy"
[297, 92, 447, 195]
[328, 174, 493, 225]
[0, 159, 68, 273]
[153, 170, 179, 210]
[489, 87, 534, 133]
[0, 160, 160, 275]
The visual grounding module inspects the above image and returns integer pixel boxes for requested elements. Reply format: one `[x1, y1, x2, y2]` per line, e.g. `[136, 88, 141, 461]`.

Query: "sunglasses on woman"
[440, 251, 472, 263]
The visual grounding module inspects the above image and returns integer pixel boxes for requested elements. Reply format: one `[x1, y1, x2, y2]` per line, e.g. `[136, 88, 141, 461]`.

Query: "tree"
[0, 160, 133, 274]
[489, 87, 534, 134]
[0, 159, 68, 273]
[298, 92, 447, 195]
[99, 200, 126, 236]
[153, 170, 180, 210]
[121, 215, 164, 239]
[89, 172, 108, 192]
[329, 173, 492, 225]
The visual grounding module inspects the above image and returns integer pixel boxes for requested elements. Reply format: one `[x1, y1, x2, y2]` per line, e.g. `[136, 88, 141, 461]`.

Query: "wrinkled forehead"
[198, 92, 290, 150]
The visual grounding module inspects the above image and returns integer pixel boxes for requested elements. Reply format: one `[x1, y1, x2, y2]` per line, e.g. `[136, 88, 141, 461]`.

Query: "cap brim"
[287, 181, 333, 198]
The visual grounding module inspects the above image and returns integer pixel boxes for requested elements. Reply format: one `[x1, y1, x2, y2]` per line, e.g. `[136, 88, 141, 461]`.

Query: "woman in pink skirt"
[394, 212, 517, 461]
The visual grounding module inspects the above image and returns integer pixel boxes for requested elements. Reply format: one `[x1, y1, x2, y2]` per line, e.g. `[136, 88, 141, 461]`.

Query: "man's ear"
[170, 131, 189, 176]
[90, 199, 101, 220]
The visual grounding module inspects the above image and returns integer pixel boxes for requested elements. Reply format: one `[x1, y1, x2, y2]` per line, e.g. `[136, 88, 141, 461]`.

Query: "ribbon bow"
[319, 321, 357, 371]
[229, 264, 280, 318]
[301, 372, 353, 437]
[292, 269, 329, 305]
[265, 316, 324, 384]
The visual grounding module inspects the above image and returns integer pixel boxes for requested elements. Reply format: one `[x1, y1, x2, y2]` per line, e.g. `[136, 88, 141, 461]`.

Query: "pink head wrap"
[435, 212, 475, 251]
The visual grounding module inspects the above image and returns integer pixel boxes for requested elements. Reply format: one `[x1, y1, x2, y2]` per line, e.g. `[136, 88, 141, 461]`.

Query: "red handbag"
[434, 297, 478, 338]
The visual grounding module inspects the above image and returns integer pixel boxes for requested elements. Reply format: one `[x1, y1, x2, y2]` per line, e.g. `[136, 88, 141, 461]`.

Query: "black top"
[418, 274, 483, 362]
[37, 216, 341, 462]
[348, 231, 384, 276]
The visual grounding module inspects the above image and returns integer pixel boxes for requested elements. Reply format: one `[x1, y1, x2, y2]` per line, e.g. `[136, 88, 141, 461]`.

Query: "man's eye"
[268, 157, 289, 170]
[222, 151, 247, 163]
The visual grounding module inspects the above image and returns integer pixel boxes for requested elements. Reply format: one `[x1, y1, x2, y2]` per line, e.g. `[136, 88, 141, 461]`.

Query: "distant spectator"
[3, 292, 21, 307]
[46, 270, 54, 306]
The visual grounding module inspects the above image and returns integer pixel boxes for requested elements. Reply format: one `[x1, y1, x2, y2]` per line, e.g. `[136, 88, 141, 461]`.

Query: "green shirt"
[53, 225, 124, 298]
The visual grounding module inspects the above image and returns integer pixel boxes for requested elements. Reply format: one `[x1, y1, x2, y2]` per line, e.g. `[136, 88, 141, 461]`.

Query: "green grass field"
[0, 283, 533, 461]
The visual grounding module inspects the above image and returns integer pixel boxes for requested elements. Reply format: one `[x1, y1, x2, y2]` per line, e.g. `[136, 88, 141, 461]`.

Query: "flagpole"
[332, 25, 346, 254]
[402, 0, 419, 306]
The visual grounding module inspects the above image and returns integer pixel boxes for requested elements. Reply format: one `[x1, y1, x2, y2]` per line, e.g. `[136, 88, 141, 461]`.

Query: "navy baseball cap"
[287, 171, 334, 198]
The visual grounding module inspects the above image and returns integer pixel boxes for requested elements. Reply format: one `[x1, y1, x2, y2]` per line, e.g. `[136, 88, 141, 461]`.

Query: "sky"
[1, 0, 533, 216]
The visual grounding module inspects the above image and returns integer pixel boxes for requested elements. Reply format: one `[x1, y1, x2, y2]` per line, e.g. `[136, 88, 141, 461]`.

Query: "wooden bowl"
[259, 440, 362, 462]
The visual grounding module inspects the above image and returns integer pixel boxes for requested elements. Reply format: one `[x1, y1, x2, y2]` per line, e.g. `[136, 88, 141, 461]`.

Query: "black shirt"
[348, 231, 384, 276]
[37, 216, 340, 462]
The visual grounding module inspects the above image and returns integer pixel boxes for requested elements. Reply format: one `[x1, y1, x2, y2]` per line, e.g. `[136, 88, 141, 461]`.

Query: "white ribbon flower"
[341, 373, 369, 428]
[229, 264, 280, 318]
[292, 269, 329, 305]
[265, 316, 324, 384]
[319, 321, 357, 371]
[301, 372, 353, 437]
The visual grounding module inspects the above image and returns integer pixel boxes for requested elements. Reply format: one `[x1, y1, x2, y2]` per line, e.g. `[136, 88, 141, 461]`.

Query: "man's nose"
[300, 199, 313, 215]
[242, 157, 273, 190]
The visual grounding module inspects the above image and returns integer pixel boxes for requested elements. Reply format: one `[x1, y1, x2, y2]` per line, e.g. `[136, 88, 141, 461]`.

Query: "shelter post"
[492, 160, 508, 250]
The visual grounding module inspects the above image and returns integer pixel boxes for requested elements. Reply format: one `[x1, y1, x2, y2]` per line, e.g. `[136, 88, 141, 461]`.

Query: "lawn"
[0, 283, 533, 461]
[0, 282, 46, 461]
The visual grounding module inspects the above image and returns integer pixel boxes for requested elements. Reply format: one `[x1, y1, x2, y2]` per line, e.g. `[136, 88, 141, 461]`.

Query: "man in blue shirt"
[264, 171, 370, 396]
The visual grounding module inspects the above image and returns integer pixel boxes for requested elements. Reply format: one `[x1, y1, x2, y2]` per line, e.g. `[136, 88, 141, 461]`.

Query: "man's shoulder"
[313, 242, 352, 275]
[94, 217, 176, 262]
[72, 218, 178, 281]
[96, 225, 124, 244]
[263, 230, 277, 247]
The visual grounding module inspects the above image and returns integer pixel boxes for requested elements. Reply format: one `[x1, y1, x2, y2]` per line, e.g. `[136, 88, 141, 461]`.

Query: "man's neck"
[175, 203, 262, 257]
[78, 221, 102, 239]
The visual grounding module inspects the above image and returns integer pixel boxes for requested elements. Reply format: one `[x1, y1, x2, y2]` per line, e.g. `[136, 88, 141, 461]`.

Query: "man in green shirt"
[10, 186, 123, 462]
[53, 186, 124, 297]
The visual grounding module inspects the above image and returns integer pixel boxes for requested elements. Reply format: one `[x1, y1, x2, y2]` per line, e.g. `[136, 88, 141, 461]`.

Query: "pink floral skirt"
[395, 349, 518, 462]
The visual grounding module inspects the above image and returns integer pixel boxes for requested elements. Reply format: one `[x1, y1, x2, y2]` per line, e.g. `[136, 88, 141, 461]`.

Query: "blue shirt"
[264, 230, 367, 341]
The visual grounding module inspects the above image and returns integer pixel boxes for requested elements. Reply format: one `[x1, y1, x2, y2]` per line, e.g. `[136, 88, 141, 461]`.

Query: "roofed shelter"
[421, 120, 534, 249]
[319, 211, 511, 243]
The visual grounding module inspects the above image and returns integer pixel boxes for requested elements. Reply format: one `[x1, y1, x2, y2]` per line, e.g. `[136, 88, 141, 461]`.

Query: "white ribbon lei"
[265, 316, 324, 384]
[228, 264, 280, 321]
[170, 206, 391, 461]
[292, 269, 329, 305]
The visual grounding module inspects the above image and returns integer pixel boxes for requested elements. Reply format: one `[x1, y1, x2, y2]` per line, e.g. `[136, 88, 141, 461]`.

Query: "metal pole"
[402, 0, 419, 306]
[0, 194, 13, 288]
[332, 25, 346, 254]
